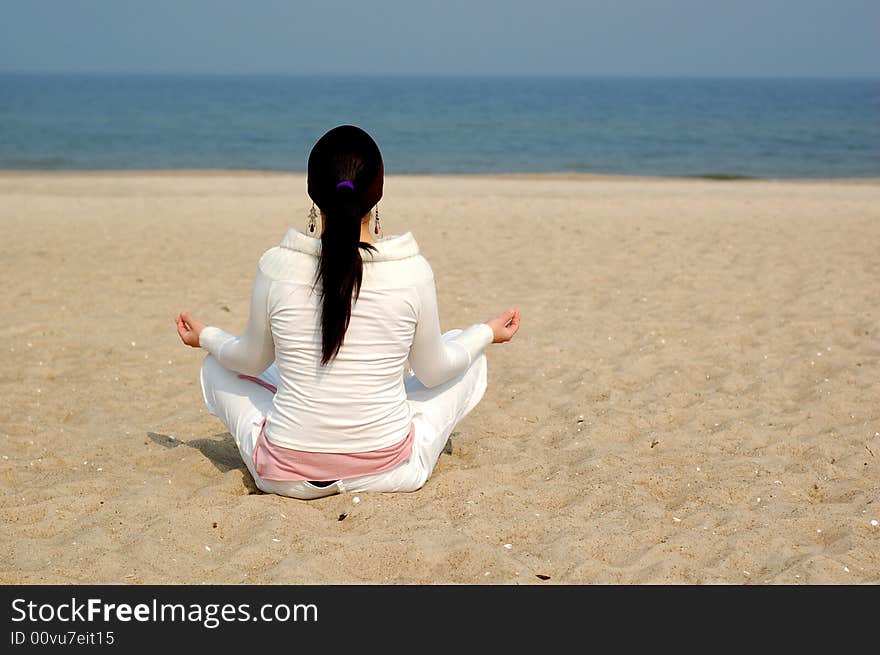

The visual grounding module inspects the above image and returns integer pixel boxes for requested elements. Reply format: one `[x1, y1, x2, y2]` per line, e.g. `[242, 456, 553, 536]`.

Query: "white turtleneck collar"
[279, 227, 421, 262]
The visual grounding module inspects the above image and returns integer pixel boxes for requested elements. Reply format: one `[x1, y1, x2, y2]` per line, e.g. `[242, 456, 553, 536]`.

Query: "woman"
[175, 125, 520, 500]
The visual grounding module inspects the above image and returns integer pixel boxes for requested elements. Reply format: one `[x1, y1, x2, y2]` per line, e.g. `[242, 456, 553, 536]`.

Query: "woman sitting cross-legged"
[175, 125, 520, 500]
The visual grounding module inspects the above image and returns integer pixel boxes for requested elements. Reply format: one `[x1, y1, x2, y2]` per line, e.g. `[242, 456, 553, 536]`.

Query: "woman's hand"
[175, 311, 205, 348]
[487, 307, 521, 344]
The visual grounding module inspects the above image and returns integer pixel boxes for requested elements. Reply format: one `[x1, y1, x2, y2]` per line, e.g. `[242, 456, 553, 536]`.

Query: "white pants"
[199, 329, 488, 500]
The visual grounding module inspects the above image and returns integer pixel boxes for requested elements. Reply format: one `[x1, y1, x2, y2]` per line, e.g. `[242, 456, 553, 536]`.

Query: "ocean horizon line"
[2, 70, 879, 82]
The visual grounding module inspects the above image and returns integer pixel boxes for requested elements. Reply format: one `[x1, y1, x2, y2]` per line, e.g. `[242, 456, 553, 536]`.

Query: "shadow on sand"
[147, 431, 260, 493]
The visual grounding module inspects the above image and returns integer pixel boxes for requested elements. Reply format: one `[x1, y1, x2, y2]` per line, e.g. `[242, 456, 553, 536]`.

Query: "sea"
[0, 73, 877, 178]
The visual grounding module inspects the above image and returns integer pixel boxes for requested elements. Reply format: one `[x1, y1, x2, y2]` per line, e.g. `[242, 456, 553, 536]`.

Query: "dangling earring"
[308, 202, 317, 234]
[374, 204, 381, 236]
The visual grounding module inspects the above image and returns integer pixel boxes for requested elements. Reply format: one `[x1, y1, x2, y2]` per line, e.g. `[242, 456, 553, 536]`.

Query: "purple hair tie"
[336, 181, 355, 190]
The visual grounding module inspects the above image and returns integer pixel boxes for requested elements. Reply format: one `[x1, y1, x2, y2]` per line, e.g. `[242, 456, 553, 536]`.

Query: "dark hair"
[307, 125, 384, 366]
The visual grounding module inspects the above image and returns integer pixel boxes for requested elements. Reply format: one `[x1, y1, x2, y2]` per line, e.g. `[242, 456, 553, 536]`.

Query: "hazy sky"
[1, 0, 877, 77]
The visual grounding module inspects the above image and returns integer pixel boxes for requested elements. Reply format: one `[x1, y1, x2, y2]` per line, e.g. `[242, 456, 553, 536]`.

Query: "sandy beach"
[0, 171, 878, 584]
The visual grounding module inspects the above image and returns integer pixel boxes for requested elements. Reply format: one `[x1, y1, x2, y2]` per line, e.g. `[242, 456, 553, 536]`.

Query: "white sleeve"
[199, 266, 275, 376]
[408, 268, 494, 389]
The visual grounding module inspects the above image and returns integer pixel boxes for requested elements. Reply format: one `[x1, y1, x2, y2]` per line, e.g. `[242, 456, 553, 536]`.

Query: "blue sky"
[1, 0, 877, 77]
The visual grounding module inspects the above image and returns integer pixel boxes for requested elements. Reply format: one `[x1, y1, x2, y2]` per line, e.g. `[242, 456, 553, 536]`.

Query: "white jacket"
[200, 228, 493, 453]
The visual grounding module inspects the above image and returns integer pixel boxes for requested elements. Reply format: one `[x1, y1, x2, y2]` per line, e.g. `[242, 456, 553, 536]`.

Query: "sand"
[0, 171, 878, 584]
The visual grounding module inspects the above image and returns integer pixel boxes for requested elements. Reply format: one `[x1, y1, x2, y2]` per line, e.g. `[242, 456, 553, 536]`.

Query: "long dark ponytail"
[307, 125, 384, 366]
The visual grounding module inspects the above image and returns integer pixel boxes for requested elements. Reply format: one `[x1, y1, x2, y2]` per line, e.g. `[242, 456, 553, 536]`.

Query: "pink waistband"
[238, 374, 415, 483]
[253, 421, 415, 482]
